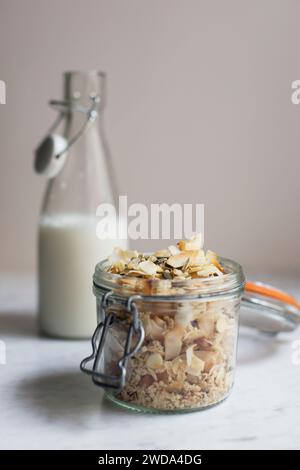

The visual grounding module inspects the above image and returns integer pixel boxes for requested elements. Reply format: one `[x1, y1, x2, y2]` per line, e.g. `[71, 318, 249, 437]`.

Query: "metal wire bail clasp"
[34, 94, 100, 178]
[80, 293, 145, 390]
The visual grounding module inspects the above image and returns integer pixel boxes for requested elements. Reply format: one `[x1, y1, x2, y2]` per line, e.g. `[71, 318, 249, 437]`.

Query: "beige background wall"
[0, 0, 300, 274]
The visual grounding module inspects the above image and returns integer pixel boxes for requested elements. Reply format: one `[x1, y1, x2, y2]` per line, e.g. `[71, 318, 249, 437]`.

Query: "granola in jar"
[85, 234, 245, 412]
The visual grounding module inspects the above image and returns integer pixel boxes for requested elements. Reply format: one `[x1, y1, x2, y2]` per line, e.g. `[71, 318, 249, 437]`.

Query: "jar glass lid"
[241, 281, 300, 333]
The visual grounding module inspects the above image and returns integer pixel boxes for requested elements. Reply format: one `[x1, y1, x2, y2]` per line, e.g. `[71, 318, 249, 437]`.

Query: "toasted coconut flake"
[126, 270, 146, 277]
[177, 233, 203, 251]
[197, 265, 223, 277]
[216, 315, 229, 333]
[168, 245, 181, 256]
[173, 268, 183, 276]
[195, 350, 221, 373]
[113, 260, 126, 273]
[186, 250, 206, 266]
[154, 249, 170, 258]
[175, 304, 194, 327]
[164, 325, 184, 360]
[109, 248, 139, 265]
[196, 316, 216, 338]
[194, 337, 214, 350]
[181, 257, 190, 272]
[206, 250, 225, 273]
[186, 345, 205, 375]
[186, 344, 195, 367]
[127, 258, 140, 270]
[211, 258, 225, 273]
[206, 250, 217, 262]
[153, 315, 166, 327]
[188, 265, 205, 273]
[166, 381, 185, 393]
[144, 317, 166, 340]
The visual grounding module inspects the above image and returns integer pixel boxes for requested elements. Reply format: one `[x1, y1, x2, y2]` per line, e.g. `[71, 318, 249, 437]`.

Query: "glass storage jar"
[81, 257, 245, 413]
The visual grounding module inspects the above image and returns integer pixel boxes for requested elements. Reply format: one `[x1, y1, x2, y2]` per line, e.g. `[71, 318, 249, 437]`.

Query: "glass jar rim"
[93, 256, 245, 300]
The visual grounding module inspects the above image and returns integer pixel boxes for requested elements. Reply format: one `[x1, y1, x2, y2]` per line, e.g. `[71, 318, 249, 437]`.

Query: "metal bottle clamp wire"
[80, 292, 145, 390]
[34, 94, 100, 178]
[80, 280, 300, 390]
[49, 95, 100, 157]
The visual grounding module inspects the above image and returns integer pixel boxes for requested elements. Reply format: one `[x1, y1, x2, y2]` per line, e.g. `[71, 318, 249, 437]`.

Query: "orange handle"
[245, 281, 300, 310]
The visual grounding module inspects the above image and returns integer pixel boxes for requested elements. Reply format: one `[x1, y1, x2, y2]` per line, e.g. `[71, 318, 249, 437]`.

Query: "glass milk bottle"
[37, 71, 126, 338]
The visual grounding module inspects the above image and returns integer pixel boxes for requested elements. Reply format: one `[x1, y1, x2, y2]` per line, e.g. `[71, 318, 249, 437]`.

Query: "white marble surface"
[0, 273, 300, 450]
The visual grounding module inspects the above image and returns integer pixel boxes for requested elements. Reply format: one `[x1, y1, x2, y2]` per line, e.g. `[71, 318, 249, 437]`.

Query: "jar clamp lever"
[80, 292, 145, 390]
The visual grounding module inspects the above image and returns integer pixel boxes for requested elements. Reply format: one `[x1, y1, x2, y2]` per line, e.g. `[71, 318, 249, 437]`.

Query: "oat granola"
[102, 234, 241, 411]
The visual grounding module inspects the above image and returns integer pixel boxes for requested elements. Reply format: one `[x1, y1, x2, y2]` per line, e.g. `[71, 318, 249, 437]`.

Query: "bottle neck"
[62, 71, 105, 138]
[41, 70, 116, 217]
[64, 70, 105, 108]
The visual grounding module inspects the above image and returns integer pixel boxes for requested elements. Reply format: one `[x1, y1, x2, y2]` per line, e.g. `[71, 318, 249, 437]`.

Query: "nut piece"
[146, 353, 163, 370]
[166, 381, 184, 393]
[187, 356, 205, 376]
[167, 253, 189, 268]
[138, 374, 155, 388]
[216, 315, 228, 333]
[138, 260, 158, 275]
